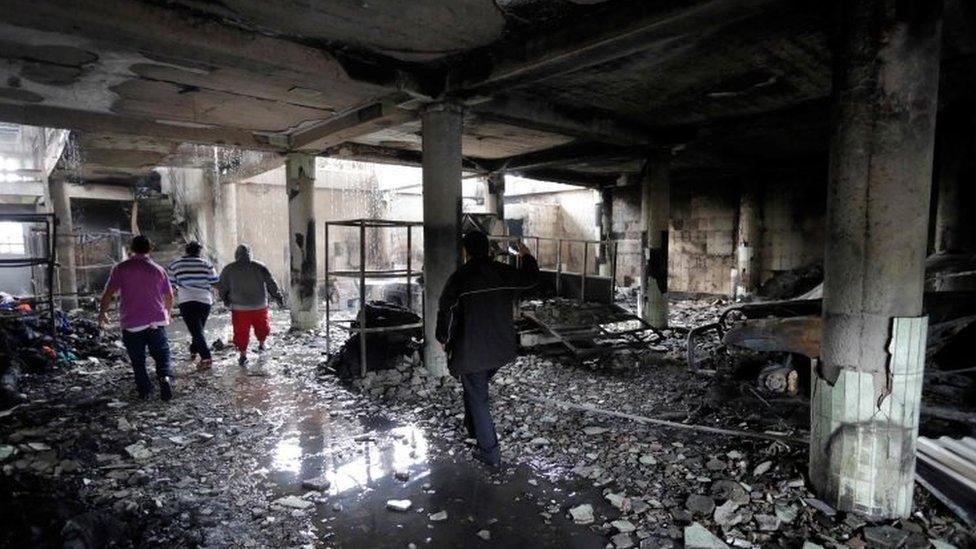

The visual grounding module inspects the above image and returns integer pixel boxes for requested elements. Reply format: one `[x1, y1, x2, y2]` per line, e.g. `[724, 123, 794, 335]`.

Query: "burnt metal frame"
[487, 234, 622, 304]
[0, 212, 57, 350]
[324, 218, 423, 377]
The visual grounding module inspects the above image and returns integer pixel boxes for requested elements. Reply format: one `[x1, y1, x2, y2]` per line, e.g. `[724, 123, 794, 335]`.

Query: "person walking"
[167, 241, 219, 370]
[98, 235, 175, 401]
[436, 231, 539, 467]
[218, 244, 284, 366]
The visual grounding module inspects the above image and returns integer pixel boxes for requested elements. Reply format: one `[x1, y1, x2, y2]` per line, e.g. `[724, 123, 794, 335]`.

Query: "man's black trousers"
[178, 301, 212, 360]
[461, 368, 500, 465]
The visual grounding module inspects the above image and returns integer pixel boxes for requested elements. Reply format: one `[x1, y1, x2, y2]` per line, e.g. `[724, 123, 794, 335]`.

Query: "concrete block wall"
[611, 185, 642, 286]
[669, 180, 739, 295]
[761, 175, 825, 278]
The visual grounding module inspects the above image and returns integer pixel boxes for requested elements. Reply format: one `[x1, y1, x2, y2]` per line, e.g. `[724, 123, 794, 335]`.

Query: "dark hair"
[130, 235, 152, 254]
[185, 241, 202, 257]
[462, 231, 489, 257]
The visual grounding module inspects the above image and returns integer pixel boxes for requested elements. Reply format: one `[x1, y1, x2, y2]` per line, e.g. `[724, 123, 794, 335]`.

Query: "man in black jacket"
[436, 231, 539, 467]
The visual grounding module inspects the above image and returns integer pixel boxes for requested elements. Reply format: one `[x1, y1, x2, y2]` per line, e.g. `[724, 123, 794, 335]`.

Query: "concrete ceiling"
[0, 0, 974, 187]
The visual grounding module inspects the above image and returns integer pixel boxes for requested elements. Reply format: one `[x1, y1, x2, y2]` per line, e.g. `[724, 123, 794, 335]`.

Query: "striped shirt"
[168, 256, 219, 305]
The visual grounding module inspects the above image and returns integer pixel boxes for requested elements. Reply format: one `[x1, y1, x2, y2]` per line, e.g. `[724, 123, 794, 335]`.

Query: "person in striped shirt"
[167, 242, 220, 369]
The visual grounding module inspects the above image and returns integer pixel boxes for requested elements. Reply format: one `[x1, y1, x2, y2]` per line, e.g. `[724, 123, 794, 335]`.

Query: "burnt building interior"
[1, 1, 976, 547]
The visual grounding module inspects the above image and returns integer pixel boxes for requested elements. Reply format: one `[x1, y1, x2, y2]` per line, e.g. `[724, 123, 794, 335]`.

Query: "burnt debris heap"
[1, 0, 976, 547]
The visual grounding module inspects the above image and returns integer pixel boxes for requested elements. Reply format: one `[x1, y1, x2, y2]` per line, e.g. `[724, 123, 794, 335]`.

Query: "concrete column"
[485, 171, 506, 226]
[734, 180, 762, 299]
[422, 103, 463, 377]
[811, 0, 942, 520]
[597, 187, 613, 276]
[213, 178, 238, 267]
[639, 161, 670, 328]
[285, 152, 318, 330]
[49, 178, 77, 310]
[934, 127, 965, 254]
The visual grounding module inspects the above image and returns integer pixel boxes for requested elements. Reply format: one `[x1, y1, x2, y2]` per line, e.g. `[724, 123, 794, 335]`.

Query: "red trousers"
[231, 308, 270, 352]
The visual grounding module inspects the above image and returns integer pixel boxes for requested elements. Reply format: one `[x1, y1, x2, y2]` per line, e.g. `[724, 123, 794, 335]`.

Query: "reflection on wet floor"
[167, 317, 607, 547]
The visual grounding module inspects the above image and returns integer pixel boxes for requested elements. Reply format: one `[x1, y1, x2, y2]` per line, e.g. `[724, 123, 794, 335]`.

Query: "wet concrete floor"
[169, 314, 609, 548]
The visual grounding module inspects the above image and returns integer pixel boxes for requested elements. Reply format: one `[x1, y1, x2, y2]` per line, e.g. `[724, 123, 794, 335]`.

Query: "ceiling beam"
[512, 167, 619, 188]
[470, 95, 667, 146]
[290, 98, 417, 152]
[484, 141, 652, 173]
[0, 103, 275, 150]
[323, 142, 488, 173]
[448, 0, 777, 98]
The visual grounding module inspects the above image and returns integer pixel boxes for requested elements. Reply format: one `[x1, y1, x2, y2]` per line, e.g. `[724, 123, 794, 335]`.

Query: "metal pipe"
[555, 239, 563, 297]
[359, 220, 367, 378]
[581, 242, 588, 303]
[406, 225, 413, 312]
[325, 222, 331, 355]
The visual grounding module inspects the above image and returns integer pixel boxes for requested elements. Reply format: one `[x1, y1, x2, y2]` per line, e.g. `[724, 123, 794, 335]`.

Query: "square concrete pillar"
[49, 177, 77, 310]
[422, 103, 463, 377]
[285, 152, 318, 330]
[813, 0, 942, 519]
[734, 180, 762, 299]
[640, 160, 669, 328]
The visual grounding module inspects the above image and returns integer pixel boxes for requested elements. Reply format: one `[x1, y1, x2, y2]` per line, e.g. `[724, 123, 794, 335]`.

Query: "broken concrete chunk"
[583, 426, 609, 436]
[684, 522, 729, 549]
[612, 519, 637, 533]
[862, 525, 909, 548]
[754, 514, 780, 532]
[802, 498, 836, 517]
[476, 529, 491, 541]
[929, 540, 957, 549]
[428, 510, 448, 522]
[568, 503, 594, 525]
[713, 500, 742, 527]
[117, 418, 133, 431]
[386, 499, 412, 512]
[274, 495, 313, 510]
[752, 461, 772, 476]
[606, 492, 630, 512]
[124, 442, 151, 460]
[639, 454, 658, 466]
[685, 494, 716, 516]
[612, 532, 635, 548]
[800, 543, 824, 549]
[301, 476, 331, 492]
[529, 437, 551, 447]
[0, 445, 14, 461]
[710, 480, 749, 505]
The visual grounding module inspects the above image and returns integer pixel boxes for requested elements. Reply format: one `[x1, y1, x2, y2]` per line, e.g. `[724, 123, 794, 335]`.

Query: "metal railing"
[487, 235, 624, 303]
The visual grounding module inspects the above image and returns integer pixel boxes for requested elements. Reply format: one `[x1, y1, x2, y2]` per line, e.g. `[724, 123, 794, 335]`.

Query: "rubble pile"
[374, 351, 971, 547]
[1, 310, 127, 407]
[0, 336, 321, 547]
[1, 305, 970, 548]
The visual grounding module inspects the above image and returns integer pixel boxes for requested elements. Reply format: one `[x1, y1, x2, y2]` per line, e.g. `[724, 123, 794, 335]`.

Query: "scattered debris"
[386, 499, 412, 512]
[568, 503, 594, 525]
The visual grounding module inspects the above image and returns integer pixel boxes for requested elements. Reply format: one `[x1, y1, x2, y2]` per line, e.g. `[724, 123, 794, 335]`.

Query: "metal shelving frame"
[0, 212, 57, 348]
[487, 235, 620, 303]
[324, 218, 423, 377]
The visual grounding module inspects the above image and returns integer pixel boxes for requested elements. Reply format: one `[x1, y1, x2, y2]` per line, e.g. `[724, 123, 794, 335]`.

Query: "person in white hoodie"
[218, 244, 284, 366]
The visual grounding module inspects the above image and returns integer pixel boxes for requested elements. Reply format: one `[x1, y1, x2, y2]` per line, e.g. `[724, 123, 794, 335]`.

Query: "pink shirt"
[105, 254, 173, 331]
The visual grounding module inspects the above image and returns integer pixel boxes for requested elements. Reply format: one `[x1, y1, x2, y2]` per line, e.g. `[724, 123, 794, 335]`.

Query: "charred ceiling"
[0, 0, 973, 186]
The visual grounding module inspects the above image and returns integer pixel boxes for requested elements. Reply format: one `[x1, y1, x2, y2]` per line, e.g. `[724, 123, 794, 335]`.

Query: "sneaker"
[257, 342, 266, 352]
[238, 354, 249, 367]
[197, 359, 213, 371]
[159, 377, 173, 401]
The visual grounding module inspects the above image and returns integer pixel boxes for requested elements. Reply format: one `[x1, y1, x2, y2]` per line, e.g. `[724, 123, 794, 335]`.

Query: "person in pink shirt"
[98, 235, 175, 401]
